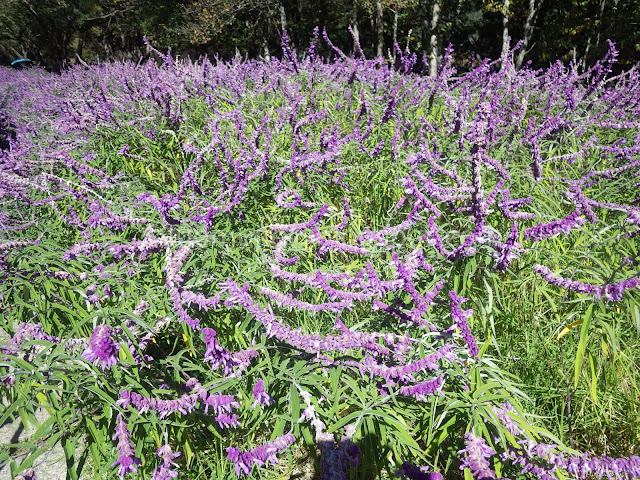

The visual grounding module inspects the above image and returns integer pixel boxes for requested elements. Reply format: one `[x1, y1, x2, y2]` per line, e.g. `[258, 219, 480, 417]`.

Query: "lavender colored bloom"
[275, 189, 315, 209]
[398, 376, 445, 401]
[344, 344, 454, 383]
[112, 414, 141, 477]
[533, 264, 639, 301]
[226, 433, 296, 476]
[317, 432, 361, 480]
[459, 432, 497, 480]
[335, 196, 351, 231]
[82, 324, 119, 370]
[491, 403, 525, 437]
[252, 379, 274, 408]
[396, 462, 443, 480]
[503, 438, 640, 480]
[568, 185, 598, 224]
[309, 227, 368, 256]
[223, 279, 394, 356]
[493, 222, 522, 272]
[151, 444, 180, 480]
[259, 286, 353, 314]
[449, 292, 478, 358]
[202, 328, 237, 374]
[216, 413, 241, 429]
[269, 204, 329, 232]
[7, 322, 60, 347]
[524, 210, 585, 242]
[14, 470, 37, 480]
[117, 389, 198, 417]
[181, 290, 221, 312]
[273, 235, 299, 266]
[118, 379, 239, 418]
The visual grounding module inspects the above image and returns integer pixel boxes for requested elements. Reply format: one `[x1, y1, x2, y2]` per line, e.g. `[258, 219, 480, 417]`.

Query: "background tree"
[0, 0, 639, 71]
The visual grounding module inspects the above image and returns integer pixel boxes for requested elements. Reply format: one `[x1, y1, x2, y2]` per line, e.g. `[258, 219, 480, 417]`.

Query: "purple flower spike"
[216, 413, 241, 429]
[398, 376, 445, 401]
[396, 462, 443, 480]
[151, 444, 180, 480]
[112, 414, 141, 477]
[252, 379, 274, 408]
[227, 433, 295, 476]
[317, 432, 361, 480]
[202, 328, 237, 374]
[493, 222, 522, 272]
[459, 432, 497, 480]
[82, 324, 119, 370]
[14, 470, 37, 480]
[449, 292, 478, 358]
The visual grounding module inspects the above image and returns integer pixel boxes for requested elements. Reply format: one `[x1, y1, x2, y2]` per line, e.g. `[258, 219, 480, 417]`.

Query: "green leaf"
[574, 304, 594, 389]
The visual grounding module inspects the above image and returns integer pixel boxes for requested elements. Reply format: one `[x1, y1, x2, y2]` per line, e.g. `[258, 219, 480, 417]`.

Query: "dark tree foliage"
[0, 0, 638, 71]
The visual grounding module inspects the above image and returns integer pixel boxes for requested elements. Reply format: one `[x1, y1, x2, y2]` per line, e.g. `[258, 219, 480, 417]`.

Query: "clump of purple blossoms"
[252, 379, 274, 408]
[493, 222, 522, 272]
[317, 432, 361, 480]
[524, 210, 586, 242]
[150, 444, 180, 480]
[202, 328, 237, 374]
[449, 292, 478, 358]
[14, 470, 37, 480]
[226, 433, 296, 476]
[82, 324, 119, 369]
[396, 462, 443, 480]
[398, 375, 445, 401]
[501, 438, 640, 480]
[533, 264, 640, 301]
[112, 414, 141, 477]
[459, 432, 497, 480]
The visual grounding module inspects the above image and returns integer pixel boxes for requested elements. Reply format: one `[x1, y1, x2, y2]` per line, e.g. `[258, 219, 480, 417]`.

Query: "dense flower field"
[1, 31, 639, 480]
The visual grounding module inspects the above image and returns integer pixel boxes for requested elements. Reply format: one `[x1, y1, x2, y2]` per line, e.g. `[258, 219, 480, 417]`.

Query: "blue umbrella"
[11, 58, 32, 66]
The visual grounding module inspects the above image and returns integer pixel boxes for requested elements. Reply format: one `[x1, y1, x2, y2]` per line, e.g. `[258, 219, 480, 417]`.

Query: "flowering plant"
[0, 32, 639, 480]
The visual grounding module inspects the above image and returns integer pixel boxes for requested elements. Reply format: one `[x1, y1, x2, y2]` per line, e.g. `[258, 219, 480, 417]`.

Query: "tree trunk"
[263, 37, 271, 61]
[392, 9, 398, 60]
[582, 0, 604, 69]
[77, 32, 84, 60]
[594, 0, 606, 55]
[352, 2, 360, 45]
[500, 0, 510, 70]
[515, 0, 542, 69]
[280, 3, 287, 32]
[429, 0, 441, 76]
[375, 0, 384, 57]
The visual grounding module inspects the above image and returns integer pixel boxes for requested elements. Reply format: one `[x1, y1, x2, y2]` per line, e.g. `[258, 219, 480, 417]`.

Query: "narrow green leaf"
[574, 304, 594, 389]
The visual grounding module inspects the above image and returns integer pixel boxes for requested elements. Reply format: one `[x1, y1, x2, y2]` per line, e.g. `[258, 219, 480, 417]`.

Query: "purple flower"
[398, 376, 445, 401]
[317, 432, 361, 480]
[202, 328, 237, 374]
[112, 414, 141, 477]
[335, 196, 351, 231]
[216, 413, 241, 429]
[459, 432, 497, 480]
[533, 264, 639, 301]
[491, 403, 524, 437]
[449, 292, 478, 358]
[275, 189, 315, 209]
[82, 324, 119, 370]
[227, 433, 296, 476]
[524, 210, 585, 242]
[151, 444, 180, 480]
[252, 379, 274, 408]
[493, 222, 522, 272]
[269, 204, 329, 232]
[396, 462, 443, 480]
[14, 470, 37, 480]
[274, 235, 299, 266]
